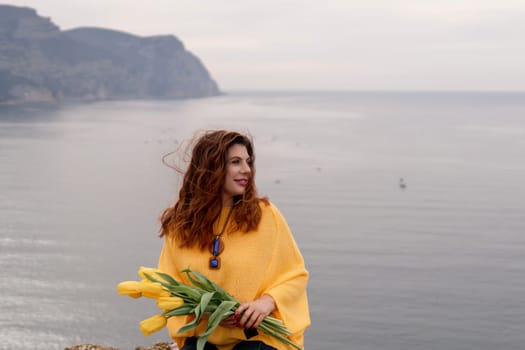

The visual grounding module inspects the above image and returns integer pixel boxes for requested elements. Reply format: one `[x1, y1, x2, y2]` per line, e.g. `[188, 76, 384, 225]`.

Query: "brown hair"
[160, 130, 268, 249]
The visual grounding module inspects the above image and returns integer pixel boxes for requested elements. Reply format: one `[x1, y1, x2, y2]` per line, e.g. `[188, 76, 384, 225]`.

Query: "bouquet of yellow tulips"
[117, 267, 302, 350]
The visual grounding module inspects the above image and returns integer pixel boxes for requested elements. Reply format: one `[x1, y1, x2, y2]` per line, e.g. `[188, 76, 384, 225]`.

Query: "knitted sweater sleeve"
[262, 204, 311, 343]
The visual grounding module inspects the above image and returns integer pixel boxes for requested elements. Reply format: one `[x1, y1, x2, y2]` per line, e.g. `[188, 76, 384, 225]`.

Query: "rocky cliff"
[0, 5, 221, 104]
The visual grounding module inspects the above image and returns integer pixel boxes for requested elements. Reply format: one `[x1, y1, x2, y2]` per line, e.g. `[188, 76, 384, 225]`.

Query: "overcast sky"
[6, 0, 525, 91]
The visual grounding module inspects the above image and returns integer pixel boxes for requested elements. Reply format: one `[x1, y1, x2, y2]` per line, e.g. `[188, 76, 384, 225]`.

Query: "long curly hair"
[160, 130, 268, 249]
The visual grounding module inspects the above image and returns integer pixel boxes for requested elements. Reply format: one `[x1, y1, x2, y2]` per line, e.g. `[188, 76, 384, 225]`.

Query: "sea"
[1, 91, 525, 350]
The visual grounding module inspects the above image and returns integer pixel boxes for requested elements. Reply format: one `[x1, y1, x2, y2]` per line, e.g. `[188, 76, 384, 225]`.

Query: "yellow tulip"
[140, 314, 167, 336]
[138, 266, 164, 281]
[138, 281, 170, 299]
[117, 281, 142, 298]
[156, 296, 184, 312]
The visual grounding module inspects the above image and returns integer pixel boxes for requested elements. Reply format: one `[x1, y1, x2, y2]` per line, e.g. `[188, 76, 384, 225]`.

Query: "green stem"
[257, 323, 303, 350]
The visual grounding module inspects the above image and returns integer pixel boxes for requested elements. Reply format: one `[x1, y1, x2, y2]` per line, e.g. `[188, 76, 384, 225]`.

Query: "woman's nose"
[241, 161, 251, 173]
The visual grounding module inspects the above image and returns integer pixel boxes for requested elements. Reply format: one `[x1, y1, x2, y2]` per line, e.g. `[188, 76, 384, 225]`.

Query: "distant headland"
[0, 5, 221, 104]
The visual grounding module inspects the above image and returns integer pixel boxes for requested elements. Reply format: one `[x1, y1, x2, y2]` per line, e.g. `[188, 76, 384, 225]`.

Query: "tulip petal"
[117, 281, 142, 298]
[157, 296, 184, 311]
[140, 314, 167, 336]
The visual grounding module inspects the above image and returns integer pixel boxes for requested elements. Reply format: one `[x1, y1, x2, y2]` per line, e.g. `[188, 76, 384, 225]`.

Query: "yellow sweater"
[158, 202, 310, 350]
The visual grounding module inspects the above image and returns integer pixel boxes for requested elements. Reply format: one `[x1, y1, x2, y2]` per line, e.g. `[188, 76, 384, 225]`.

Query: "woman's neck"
[222, 195, 233, 207]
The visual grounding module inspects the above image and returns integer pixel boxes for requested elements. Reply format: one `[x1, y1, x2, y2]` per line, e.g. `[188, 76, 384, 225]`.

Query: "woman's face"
[222, 143, 252, 206]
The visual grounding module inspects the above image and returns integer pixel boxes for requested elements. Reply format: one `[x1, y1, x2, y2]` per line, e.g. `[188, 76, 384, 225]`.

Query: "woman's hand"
[235, 294, 276, 329]
[219, 315, 238, 328]
[197, 312, 238, 328]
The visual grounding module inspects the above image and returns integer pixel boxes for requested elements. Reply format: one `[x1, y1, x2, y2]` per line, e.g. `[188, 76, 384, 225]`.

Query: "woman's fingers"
[249, 313, 265, 329]
[235, 304, 254, 328]
[219, 315, 238, 328]
[234, 295, 276, 329]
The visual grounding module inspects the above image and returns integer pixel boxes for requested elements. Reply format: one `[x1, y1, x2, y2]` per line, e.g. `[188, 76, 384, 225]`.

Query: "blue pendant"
[209, 236, 224, 269]
[210, 257, 220, 269]
[212, 237, 221, 255]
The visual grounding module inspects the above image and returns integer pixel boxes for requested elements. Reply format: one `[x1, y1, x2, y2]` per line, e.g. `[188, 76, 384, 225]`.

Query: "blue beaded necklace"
[209, 208, 233, 269]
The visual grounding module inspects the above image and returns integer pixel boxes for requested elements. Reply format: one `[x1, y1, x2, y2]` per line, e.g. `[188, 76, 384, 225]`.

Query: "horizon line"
[221, 88, 525, 94]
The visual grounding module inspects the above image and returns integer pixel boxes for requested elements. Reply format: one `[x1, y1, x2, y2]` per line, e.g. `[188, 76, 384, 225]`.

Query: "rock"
[135, 342, 174, 350]
[64, 342, 174, 350]
[64, 345, 120, 350]
[0, 4, 221, 105]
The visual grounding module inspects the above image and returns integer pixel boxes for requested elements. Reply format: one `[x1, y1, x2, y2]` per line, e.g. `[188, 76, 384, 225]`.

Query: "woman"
[158, 130, 310, 350]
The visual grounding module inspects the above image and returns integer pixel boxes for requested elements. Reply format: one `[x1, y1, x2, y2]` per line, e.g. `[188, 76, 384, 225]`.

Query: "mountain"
[0, 4, 221, 104]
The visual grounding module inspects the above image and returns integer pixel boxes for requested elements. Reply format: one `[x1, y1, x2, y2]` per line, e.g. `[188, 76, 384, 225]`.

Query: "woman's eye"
[231, 159, 240, 164]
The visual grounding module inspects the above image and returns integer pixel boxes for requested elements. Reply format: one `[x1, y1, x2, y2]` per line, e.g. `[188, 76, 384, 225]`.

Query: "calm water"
[1, 91, 525, 350]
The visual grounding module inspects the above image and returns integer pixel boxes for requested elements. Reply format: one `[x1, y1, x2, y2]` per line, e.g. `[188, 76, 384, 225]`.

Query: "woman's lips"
[235, 179, 248, 186]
